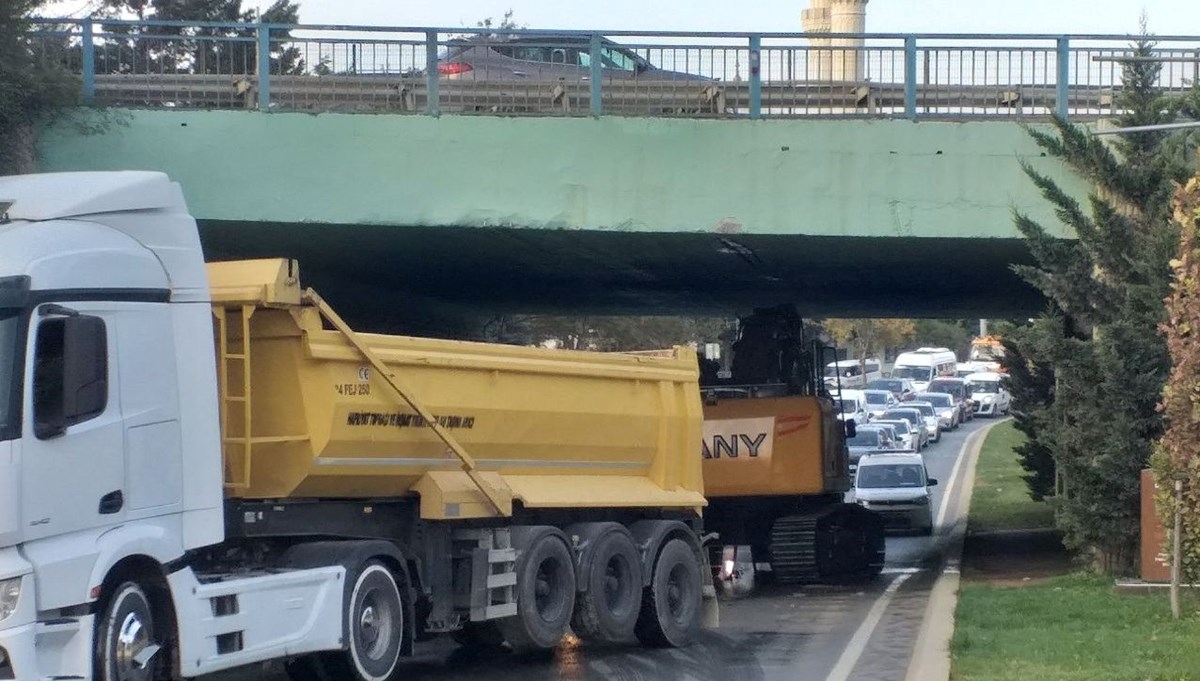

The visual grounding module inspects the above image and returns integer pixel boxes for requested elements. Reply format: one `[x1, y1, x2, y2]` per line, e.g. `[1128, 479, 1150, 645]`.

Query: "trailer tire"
[96, 582, 166, 681]
[323, 561, 405, 681]
[499, 532, 576, 652]
[572, 530, 643, 642]
[634, 539, 702, 648]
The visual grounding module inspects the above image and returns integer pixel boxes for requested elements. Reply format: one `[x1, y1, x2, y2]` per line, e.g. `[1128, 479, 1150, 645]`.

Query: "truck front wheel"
[325, 561, 405, 681]
[96, 582, 165, 681]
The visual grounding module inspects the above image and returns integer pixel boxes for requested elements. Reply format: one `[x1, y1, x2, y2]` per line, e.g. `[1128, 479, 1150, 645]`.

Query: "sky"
[284, 1, 1191, 36]
[41, 0, 1200, 35]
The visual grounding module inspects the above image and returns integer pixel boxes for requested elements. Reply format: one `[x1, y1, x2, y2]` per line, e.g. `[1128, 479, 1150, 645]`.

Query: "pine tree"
[1006, 34, 1197, 573]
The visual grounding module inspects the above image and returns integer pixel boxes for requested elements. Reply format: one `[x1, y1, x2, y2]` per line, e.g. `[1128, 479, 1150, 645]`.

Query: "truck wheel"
[324, 561, 404, 681]
[499, 533, 576, 652]
[96, 582, 165, 681]
[572, 530, 643, 642]
[634, 539, 702, 648]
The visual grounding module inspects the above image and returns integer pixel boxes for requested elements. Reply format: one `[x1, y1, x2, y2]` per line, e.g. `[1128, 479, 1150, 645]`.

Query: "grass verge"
[952, 573, 1200, 681]
[966, 420, 1054, 533]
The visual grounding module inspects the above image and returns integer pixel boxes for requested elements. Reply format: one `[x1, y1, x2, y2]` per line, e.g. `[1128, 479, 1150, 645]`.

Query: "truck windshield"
[0, 310, 18, 441]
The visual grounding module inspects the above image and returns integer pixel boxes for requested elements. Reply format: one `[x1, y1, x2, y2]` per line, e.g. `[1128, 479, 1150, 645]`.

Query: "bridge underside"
[201, 221, 1043, 332]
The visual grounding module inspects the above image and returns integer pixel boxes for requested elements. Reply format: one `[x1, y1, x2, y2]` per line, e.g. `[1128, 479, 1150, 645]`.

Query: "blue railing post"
[589, 33, 602, 117]
[749, 35, 762, 120]
[426, 31, 440, 116]
[904, 36, 917, 120]
[80, 18, 95, 103]
[1056, 37, 1071, 120]
[256, 23, 271, 111]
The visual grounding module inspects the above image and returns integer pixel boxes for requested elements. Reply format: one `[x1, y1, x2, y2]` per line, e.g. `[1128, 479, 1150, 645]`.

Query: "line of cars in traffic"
[826, 348, 1012, 534]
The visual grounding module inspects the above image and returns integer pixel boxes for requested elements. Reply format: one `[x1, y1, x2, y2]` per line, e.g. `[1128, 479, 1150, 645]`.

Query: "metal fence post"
[256, 24, 271, 112]
[80, 18, 95, 103]
[1056, 36, 1071, 120]
[589, 34, 602, 117]
[426, 31, 440, 117]
[749, 35, 762, 120]
[904, 36, 917, 120]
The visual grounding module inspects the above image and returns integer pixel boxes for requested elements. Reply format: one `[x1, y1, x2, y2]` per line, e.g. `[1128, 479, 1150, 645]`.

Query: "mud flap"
[699, 543, 720, 629]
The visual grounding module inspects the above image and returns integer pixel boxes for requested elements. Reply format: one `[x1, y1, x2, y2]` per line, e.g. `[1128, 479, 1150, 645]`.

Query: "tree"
[1153, 165, 1200, 582]
[94, 0, 306, 78]
[1005, 31, 1197, 574]
[822, 318, 916, 366]
[1, 1, 79, 173]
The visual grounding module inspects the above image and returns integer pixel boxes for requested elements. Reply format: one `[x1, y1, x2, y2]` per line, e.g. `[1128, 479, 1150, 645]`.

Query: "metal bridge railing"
[26, 19, 1200, 120]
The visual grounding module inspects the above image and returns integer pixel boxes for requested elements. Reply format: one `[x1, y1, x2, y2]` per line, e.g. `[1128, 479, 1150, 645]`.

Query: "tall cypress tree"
[1008, 35, 1196, 573]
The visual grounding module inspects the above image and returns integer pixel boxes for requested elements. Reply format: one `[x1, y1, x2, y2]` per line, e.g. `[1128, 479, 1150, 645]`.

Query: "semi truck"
[699, 306, 885, 589]
[0, 171, 715, 681]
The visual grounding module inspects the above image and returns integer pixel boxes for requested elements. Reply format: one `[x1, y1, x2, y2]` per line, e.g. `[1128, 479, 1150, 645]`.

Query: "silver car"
[915, 392, 959, 430]
[874, 418, 918, 452]
[905, 401, 942, 443]
[854, 453, 939, 535]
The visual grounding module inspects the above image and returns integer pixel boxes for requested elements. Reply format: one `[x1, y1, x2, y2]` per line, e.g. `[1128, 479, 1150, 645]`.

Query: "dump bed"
[208, 259, 704, 520]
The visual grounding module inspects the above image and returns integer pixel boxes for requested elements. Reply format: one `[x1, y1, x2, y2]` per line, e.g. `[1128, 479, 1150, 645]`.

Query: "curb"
[903, 419, 1007, 681]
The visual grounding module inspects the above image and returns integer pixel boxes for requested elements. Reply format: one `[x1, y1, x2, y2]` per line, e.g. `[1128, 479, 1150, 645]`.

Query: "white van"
[824, 357, 883, 389]
[891, 348, 958, 392]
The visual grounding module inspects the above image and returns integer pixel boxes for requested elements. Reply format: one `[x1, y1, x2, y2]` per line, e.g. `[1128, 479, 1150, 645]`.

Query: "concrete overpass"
[37, 109, 1083, 329]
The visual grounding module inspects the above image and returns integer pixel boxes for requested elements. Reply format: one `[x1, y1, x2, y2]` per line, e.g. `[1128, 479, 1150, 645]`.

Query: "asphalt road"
[212, 418, 992, 681]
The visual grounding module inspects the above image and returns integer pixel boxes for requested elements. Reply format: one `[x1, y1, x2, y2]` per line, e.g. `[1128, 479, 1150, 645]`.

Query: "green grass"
[968, 421, 1055, 533]
[952, 573, 1200, 681]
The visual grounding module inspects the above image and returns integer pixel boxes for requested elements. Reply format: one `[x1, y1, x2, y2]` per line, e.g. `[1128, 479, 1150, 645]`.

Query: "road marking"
[881, 567, 922, 575]
[934, 426, 988, 530]
[823, 573, 912, 681]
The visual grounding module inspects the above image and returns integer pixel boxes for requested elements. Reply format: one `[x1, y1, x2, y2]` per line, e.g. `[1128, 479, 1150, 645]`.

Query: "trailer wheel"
[323, 561, 404, 681]
[96, 582, 165, 681]
[634, 539, 702, 648]
[572, 530, 643, 642]
[499, 533, 576, 652]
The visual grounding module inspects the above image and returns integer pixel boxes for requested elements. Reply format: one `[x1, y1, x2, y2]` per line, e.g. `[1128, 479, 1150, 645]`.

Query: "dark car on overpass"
[432, 35, 712, 82]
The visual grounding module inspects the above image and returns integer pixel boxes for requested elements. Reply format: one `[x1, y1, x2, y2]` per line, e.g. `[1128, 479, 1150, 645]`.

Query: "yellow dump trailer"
[206, 259, 713, 661]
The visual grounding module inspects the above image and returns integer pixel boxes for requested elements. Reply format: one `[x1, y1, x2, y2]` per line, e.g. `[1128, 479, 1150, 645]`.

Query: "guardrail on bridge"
[27, 19, 1200, 120]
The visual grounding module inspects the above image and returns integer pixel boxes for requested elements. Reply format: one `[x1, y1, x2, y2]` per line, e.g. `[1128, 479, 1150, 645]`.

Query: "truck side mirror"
[927, 477, 938, 486]
[34, 313, 107, 439]
[844, 419, 857, 439]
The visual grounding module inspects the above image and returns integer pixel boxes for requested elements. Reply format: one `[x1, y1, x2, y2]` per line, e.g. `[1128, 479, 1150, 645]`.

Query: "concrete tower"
[803, 0, 868, 81]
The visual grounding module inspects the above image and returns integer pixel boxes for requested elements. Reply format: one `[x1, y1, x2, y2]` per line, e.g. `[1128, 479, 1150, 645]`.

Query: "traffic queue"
[825, 347, 1011, 533]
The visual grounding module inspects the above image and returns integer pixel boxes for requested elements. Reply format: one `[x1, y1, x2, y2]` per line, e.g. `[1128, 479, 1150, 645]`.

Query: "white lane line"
[823, 573, 913, 681]
[934, 426, 988, 530]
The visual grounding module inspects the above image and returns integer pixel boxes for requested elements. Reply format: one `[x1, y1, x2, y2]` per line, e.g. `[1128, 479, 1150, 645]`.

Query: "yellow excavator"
[699, 305, 885, 587]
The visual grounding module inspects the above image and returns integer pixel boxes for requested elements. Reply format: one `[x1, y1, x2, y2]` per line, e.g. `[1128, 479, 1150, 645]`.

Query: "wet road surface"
[212, 418, 993, 681]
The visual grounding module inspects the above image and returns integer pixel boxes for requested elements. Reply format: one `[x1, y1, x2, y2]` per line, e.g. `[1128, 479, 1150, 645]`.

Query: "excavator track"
[767, 504, 886, 584]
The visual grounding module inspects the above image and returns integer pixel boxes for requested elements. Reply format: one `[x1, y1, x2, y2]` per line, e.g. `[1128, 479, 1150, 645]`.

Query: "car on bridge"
[433, 35, 712, 82]
[877, 407, 930, 449]
[863, 388, 898, 419]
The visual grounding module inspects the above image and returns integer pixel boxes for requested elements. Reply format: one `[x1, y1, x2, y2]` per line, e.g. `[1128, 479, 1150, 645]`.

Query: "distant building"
[801, 0, 869, 81]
